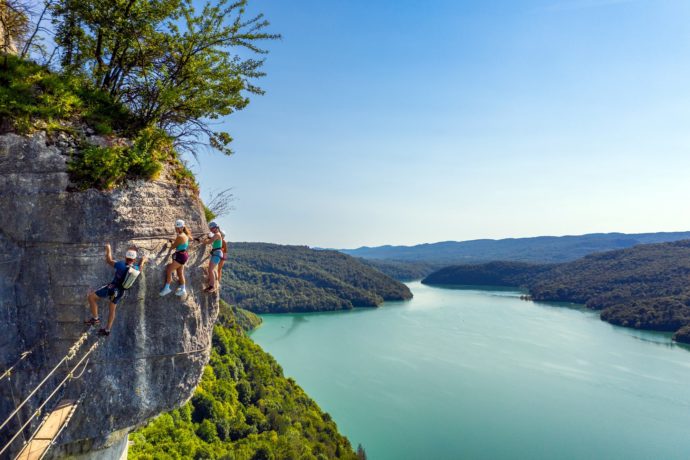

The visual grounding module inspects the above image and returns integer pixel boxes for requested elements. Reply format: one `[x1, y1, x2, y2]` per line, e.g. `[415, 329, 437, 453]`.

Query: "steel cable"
[0, 340, 101, 458]
[0, 332, 89, 433]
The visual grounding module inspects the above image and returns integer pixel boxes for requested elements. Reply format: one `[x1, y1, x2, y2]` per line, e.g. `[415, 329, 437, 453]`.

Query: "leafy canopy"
[52, 0, 278, 155]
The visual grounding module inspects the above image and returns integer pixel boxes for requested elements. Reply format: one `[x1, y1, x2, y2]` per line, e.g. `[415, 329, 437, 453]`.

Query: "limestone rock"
[0, 132, 219, 457]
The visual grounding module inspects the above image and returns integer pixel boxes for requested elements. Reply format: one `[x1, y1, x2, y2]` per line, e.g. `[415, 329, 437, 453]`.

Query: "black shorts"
[173, 250, 189, 265]
[95, 284, 125, 304]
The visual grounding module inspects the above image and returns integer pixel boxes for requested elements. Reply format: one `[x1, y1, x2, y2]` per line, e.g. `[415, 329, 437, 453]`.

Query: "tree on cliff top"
[0, 0, 30, 55]
[50, 0, 278, 155]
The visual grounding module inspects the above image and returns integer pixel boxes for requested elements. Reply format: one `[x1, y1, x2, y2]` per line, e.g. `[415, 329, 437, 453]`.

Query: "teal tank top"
[212, 238, 222, 250]
[176, 237, 189, 251]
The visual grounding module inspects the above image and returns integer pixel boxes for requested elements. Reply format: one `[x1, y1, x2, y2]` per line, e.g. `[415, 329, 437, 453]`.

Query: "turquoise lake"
[250, 282, 690, 460]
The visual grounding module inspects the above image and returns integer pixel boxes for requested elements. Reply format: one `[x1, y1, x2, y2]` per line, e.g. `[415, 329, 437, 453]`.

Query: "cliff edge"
[0, 132, 219, 457]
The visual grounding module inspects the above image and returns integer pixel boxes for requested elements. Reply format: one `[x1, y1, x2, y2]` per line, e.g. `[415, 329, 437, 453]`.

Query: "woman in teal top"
[202, 221, 223, 292]
[160, 219, 191, 297]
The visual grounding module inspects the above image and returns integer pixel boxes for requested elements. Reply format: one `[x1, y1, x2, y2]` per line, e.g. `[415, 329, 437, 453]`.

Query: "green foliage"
[220, 243, 413, 314]
[218, 300, 262, 332]
[129, 311, 357, 459]
[67, 144, 129, 190]
[205, 205, 218, 223]
[423, 261, 552, 287]
[52, 0, 279, 155]
[0, 54, 130, 133]
[361, 259, 441, 281]
[0, 55, 199, 191]
[67, 127, 171, 190]
[168, 156, 199, 191]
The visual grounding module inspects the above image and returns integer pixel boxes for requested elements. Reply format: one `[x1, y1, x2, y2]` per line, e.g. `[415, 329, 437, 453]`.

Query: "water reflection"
[252, 283, 690, 460]
[429, 283, 525, 293]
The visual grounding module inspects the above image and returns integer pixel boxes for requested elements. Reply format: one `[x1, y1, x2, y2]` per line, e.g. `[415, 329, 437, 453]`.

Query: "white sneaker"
[159, 286, 172, 296]
[175, 287, 186, 296]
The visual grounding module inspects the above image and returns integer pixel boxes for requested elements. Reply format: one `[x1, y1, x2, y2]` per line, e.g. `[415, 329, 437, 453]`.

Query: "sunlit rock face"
[0, 132, 219, 457]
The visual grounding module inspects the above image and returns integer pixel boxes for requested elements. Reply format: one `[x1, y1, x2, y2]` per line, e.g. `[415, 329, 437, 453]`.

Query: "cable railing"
[0, 339, 101, 458]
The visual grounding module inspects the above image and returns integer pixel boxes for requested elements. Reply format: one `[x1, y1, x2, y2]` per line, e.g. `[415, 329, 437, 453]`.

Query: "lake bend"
[250, 282, 690, 460]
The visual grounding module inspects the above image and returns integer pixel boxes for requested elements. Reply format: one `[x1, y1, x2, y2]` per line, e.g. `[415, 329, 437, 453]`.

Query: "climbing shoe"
[175, 287, 186, 296]
[98, 328, 110, 337]
[159, 286, 172, 297]
[84, 317, 100, 326]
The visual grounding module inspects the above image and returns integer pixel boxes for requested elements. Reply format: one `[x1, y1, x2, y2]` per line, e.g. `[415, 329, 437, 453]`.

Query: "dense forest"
[422, 261, 553, 287]
[359, 259, 441, 281]
[221, 243, 412, 313]
[130, 301, 362, 459]
[422, 240, 690, 342]
[342, 232, 690, 264]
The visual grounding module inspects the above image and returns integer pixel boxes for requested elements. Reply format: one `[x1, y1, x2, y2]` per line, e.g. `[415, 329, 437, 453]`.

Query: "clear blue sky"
[194, 0, 690, 248]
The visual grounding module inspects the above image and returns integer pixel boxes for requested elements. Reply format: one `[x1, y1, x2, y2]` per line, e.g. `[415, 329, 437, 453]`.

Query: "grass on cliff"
[0, 55, 197, 191]
[0, 55, 131, 135]
[129, 301, 358, 460]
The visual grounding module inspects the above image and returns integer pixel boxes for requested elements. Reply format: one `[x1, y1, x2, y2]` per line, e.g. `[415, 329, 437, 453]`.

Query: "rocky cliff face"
[0, 132, 219, 457]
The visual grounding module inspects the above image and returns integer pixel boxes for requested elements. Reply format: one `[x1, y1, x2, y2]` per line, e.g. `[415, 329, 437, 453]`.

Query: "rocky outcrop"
[0, 132, 219, 457]
[673, 325, 690, 344]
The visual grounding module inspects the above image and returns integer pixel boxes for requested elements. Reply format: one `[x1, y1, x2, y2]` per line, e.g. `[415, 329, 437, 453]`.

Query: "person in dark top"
[85, 243, 147, 336]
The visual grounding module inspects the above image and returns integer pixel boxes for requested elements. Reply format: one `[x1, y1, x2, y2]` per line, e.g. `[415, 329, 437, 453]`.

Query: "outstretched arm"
[139, 255, 148, 269]
[105, 243, 115, 267]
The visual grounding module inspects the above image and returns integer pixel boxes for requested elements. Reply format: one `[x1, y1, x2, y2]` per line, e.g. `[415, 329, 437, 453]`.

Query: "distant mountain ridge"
[341, 231, 690, 264]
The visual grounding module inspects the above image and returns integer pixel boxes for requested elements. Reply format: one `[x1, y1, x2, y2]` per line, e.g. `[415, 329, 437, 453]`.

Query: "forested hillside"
[422, 240, 690, 342]
[130, 301, 360, 459]
[359, 259, 440, 281]
[221, 243, 412, 313]
[422, 261, 552, 287]
[342, 231, 690, 264]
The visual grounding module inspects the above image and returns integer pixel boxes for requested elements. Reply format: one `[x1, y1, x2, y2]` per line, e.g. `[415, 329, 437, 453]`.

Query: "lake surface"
[250, 282, 690, 460]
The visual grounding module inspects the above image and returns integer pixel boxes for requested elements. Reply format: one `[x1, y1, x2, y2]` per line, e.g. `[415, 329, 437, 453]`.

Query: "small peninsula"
[221, 243, 413, 313]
